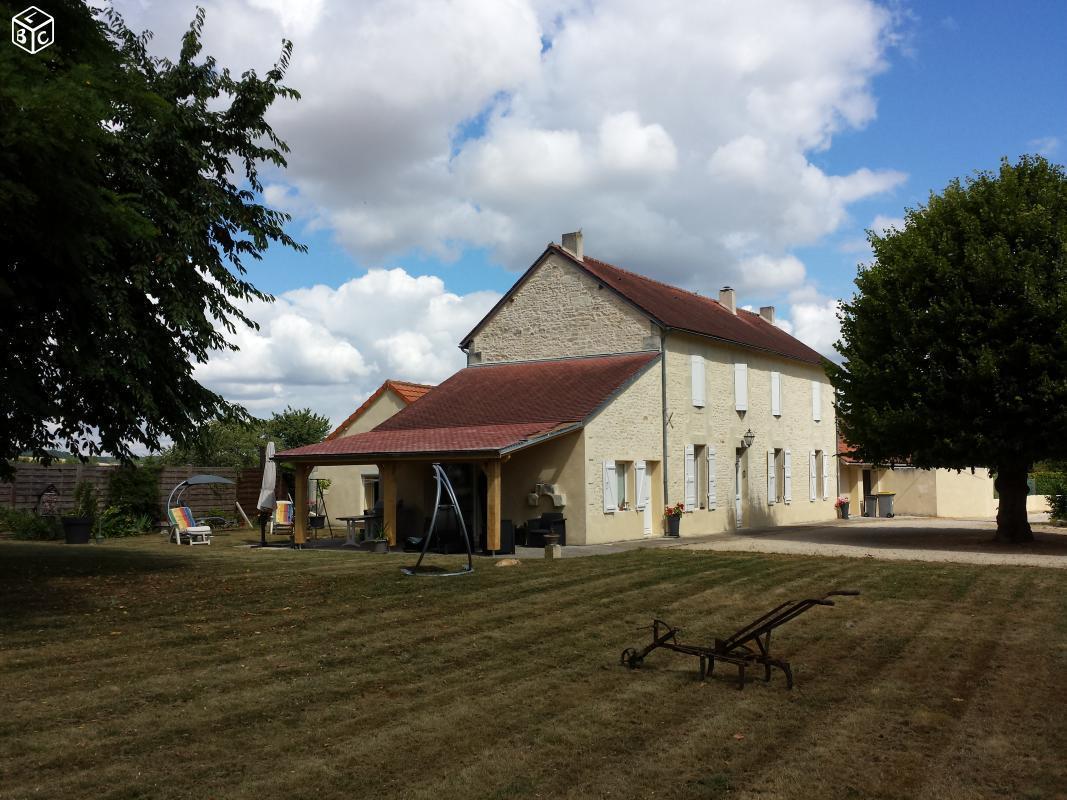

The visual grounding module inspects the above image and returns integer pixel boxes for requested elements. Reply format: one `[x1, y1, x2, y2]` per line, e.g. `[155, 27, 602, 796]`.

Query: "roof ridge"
[468, 350, 659, 368]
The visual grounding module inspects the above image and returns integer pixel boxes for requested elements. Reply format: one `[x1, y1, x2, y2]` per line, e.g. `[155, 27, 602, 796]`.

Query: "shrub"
[0, 508, 61, 540]
[1046, 474, 1067, 521]
[94, 506, 154, 538]
[107, 463, 162, 520]
[72, 480, 99, 520]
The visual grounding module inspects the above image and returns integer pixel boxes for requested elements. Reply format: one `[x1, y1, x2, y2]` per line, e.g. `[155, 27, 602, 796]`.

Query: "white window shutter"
[707, 448, 717, 510]
[771, 371, 781, 417]
[812, 380, 822, 422]
[635, 461, 647, 510]
[784, 450, 792, 503]
[603, 461, 617, 513]
[822, 452, 830, 500]
[808, 451, 817, 501]
[690, 355, 706, 407]
[767, 450, 776, 505]
[684, 445, 696, 510]
[734, 362, 748, 411]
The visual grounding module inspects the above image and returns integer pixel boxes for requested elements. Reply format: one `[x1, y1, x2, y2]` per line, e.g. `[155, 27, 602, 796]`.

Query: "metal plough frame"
[620, 590, 860, 689]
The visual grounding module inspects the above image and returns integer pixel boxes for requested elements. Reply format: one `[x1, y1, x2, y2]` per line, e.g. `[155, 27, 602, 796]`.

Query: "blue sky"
[257, 1, 1066, 301]
[117, 0, 1067, 424]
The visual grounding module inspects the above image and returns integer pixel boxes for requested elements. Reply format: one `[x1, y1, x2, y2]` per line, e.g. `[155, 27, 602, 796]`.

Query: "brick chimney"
[561, 230, 583, 261]
[719, 286, 736, 315]
[759, 305, 775, 324]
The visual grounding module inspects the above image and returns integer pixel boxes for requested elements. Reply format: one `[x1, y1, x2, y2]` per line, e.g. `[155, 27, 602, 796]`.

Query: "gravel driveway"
[673, 515, 1067, 568]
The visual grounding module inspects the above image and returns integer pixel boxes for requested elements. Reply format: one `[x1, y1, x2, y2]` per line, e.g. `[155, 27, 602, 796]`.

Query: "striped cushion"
[275, 501, 294, 525]
[168, 506, 197, 531]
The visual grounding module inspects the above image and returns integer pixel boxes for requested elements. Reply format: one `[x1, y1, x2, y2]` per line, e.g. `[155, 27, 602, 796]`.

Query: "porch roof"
[278, 351, 660, 463]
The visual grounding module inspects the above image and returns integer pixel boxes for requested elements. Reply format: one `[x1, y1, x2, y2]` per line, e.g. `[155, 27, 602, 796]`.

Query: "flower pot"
[666, 515, 680, 537]
[308, 514, 326, 529]
[366, 539, 389, 554]
[839, 502, 849, 520]
[62, 516, 93, 544]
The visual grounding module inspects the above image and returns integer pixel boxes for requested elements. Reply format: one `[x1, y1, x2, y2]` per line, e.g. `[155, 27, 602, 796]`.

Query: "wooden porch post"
[381, 462, 397, 546]
[294, 463, 309, 546]
[485, 459, 501, 551]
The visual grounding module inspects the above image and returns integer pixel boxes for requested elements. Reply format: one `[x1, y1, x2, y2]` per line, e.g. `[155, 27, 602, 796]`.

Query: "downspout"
[660, 328, 670, 519]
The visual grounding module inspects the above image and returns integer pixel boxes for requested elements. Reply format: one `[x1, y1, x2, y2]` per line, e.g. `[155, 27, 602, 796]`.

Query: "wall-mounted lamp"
[741, 429, 756, 449]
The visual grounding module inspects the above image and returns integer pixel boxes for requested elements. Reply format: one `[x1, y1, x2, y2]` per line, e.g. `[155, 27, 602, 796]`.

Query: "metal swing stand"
[309, 478, 334, 539]
[620, 589, 860, 689]
[402, 463, 474, 577]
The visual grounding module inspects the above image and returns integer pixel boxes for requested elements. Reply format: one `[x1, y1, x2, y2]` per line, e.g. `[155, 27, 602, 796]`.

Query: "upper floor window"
[690, 354, 705, 407]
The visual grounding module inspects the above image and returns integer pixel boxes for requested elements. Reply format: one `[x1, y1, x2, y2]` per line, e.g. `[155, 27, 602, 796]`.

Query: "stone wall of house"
[663, 332, 838, 535]
[582, 361, 665, 544]
[468, 252, 658, 363]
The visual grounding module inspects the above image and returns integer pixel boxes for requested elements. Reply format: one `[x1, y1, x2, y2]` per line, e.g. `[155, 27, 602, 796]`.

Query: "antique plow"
[620, 589, 860, 689]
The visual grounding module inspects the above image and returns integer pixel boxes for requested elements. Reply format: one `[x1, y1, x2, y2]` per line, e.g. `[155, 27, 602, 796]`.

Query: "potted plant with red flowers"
[664, 502, 685, 537]
[834, 496, 850, 519]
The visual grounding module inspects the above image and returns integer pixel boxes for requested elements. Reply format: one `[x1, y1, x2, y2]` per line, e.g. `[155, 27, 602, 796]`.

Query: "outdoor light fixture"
[741, 429, 756, 449]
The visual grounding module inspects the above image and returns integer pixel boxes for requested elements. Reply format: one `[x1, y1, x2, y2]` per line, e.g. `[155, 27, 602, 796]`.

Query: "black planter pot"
[309, 514, 326, 530]
[62, 517, 93, 544]
[666, 515, 681, 537]
[839, 503, 850, 520]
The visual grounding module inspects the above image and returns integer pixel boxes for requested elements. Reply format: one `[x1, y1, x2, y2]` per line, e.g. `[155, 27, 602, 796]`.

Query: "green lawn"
[0, 537, 1064, 800]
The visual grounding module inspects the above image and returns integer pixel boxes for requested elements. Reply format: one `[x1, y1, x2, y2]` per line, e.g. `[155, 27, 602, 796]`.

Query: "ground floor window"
[616, 461, 630, 510]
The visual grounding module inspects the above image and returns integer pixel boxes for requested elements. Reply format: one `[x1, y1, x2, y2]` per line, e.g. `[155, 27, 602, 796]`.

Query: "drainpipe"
[660, 329, 670, 517]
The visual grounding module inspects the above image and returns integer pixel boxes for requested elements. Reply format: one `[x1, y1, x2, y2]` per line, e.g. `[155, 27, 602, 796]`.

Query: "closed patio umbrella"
[257, 442, 277, 546]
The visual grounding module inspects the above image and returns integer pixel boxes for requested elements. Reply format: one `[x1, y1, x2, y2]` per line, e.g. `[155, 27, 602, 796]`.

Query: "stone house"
[279, 232, 837, 548]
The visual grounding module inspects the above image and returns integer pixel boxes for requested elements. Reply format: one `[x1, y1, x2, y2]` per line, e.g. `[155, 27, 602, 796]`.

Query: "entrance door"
[734, 451, 743, 527]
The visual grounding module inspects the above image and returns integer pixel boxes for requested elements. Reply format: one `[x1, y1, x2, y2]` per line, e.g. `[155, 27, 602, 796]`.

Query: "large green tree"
[830, 155, 1067, 543]
[0, 2, 304, 478]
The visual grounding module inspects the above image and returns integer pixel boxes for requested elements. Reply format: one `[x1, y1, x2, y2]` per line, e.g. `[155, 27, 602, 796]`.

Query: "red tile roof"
[279, 352, 659, 461]
[462, 245, 826, 365]
[324, 379, 434, 441]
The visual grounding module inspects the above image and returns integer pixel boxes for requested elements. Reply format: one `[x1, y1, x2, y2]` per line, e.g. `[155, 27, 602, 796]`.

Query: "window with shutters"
[690, 354, 705, 407]
[772, 449, 785, 503]
[707, 448, 717, 510]
[783, 449, 792, 503]
[770, 371, 781, 417]
[811, 380, 822, 422]
[815, 450, 825, 500]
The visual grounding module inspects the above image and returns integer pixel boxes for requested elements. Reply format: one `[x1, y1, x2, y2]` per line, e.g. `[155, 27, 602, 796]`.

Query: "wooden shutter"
[767, 450, 776, 505]
[808, 451, 817, 501]
[822, 452, 830, 500]
[784, 449, 792, 503]
[603, 461, 617, 513]
[684, 445, 696, 510]
[707, 448, 717, 510]
[734, 362, 748, 411]
[812, 380, 821, 421]
[691, 355, 705, 407]
[771, 371, 781, 417]
[635, 461, 647, 510]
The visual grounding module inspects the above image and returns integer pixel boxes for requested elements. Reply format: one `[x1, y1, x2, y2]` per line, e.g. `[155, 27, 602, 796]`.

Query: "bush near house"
[0, 508, 61, 540]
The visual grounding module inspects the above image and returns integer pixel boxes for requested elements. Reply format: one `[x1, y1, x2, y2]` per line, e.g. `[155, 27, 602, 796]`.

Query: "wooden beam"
[485, 459, 501, 551]
[381, 462, 397, 546]
[294, 463, 309, 546]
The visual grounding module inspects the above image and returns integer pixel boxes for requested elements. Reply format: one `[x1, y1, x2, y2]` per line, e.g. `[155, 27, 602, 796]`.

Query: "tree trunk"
[994, 466, 1034, 543]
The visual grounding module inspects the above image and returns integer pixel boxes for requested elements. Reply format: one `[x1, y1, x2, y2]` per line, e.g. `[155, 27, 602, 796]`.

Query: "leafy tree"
[0, 2, 304, 479]
[830, 155, 1067, 543]
[266, 406, 331, 451]
[160, 417, 264, 468]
